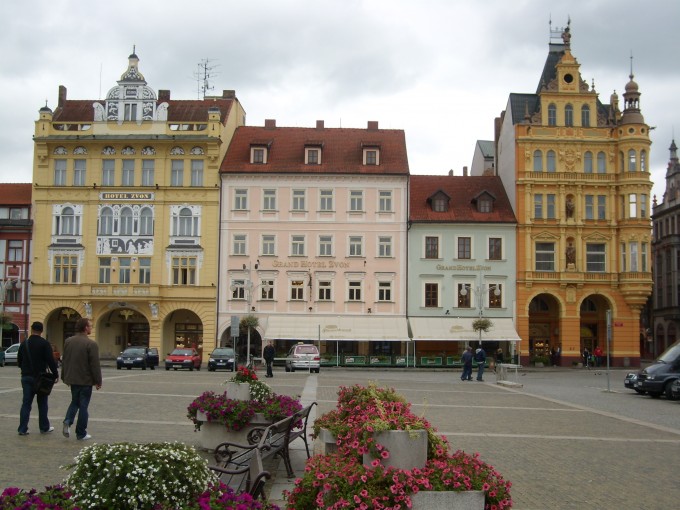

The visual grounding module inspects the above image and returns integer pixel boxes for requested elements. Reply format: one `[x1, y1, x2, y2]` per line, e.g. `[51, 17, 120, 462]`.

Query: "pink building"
[218, 120, 410, 365]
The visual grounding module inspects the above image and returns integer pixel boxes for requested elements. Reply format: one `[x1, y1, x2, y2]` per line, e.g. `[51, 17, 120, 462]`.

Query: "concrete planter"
[411, 490, 485, 509]
[315, 427, 339, 455]
[196, 411, 270, 450]
[363, 429, 428, 470]
[224, 382, 251, 401]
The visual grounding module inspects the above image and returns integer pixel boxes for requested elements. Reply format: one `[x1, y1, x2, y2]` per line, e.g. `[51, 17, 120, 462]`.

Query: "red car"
[165, 348, 202, 371]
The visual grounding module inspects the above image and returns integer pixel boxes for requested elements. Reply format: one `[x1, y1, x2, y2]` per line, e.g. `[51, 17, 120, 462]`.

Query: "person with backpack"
[475, 346, 487, 381]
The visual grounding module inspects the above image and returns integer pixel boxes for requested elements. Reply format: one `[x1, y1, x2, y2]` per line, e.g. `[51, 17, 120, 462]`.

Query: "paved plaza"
[1, 364, 679, 509]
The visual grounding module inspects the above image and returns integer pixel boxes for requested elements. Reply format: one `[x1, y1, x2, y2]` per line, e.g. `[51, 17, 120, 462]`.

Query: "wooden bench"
[289, 402, 317, 458]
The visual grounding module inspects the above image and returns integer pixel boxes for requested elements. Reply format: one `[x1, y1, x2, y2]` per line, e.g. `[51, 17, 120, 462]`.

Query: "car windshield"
[657, 343, 680, 363]
[171, 349, 193, 356]
[124, 348, 144, 355]
[295, 345, 318, 354]
[213, 348, 234, 356]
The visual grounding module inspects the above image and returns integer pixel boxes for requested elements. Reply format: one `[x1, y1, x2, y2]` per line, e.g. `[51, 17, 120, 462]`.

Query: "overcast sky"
[1, 0, 678, 202]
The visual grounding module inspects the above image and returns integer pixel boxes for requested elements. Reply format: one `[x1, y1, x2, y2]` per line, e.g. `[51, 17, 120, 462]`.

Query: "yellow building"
[30, 52, 245, 361]
[493, 24, 652, 367]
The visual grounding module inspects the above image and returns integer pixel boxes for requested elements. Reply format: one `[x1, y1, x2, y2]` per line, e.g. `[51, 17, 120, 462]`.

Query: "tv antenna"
[194, 58, 219, 99]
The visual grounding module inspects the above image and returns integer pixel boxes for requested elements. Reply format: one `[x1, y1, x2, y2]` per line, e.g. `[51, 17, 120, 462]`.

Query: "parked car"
[117, 346, 159, 370]
[671, 379, 680, 400]
[165, 348, 201, 371]
[208, 347, 235, 371]
[634, 341, 680, 399]
[624, 372, 644, 393]
[284, 342, 320, 373]
[3, 343, 20, 366]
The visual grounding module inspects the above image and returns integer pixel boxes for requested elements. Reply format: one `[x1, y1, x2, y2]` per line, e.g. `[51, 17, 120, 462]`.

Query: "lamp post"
[459, 274, 500, 344]
[0, 278, 20, 344]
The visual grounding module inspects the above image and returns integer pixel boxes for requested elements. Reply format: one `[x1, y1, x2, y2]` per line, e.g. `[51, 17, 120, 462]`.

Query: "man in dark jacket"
[263, 341, 275, 378]
[17, 321, 59, 435]
[475, 346, 487, 381]
[460, 346, 473, 381]
[61, 317, 102, 440]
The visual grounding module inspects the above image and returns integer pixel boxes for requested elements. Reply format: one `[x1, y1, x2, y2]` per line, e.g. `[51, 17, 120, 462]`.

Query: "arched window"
[581, 105, 590, 127]
[533, 150, 543, 172]
[584, 151, 593, 173]
[548, 104, 557, 126]
[597, 152, 606, 173]
[628, 149, 637, 171]
[59, 207, 77, 235]
[640, 150, 647, 172]
[565, 104, 574, 127]
[178, 207, 195, 236]
[139, 207, 153, 236]
[99, 207, 113, 235]
[120, 207, 134, 235]
[547, 150, 556, 172]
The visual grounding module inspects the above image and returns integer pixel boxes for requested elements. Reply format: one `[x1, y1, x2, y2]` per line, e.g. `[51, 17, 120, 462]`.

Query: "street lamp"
[459, 276, 500, 344]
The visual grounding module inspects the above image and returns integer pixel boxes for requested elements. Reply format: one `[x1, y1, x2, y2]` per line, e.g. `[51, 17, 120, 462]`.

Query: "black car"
[634, 341, 680, 399]
[671, 379, 680, 400]
[624, 372, 644, 393]
[116, 346, 159, 370]
[208, 347, 236, 371]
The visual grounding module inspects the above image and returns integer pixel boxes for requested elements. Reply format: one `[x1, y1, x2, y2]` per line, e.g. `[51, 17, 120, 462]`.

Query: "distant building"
[470, 140, 496, 176]
[0, 183, 32, 346]
[30, 52, 245, 359]
[651, 140, 680, 355]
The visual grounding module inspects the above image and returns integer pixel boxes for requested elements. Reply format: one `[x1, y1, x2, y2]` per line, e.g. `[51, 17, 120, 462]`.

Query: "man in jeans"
[61, 317, 102, 440]
[475, 346, 487, 381]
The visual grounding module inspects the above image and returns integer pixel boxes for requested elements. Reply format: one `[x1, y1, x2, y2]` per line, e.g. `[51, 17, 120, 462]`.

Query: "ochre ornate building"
[30, 52, 245, 359]
[492, 24, 653, 367]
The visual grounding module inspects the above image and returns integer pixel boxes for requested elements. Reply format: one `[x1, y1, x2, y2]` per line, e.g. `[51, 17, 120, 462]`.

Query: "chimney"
[264, 119, 276, 129]
[316, 120, 324, 129]
[58, 85, 67, 108]
[463, 166, 468, 177]
[448, 169, 454, 177]
[222, 90, 235, 99]
[367, 121, 379, 130]
[158, 90, 171, 101]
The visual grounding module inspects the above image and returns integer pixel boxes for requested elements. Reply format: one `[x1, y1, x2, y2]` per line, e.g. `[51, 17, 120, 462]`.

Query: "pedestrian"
[61, 317, 102, 440]
[460, 346, 473, 381]
[582, 347, 590, 369]
[594, 345, 603, 367]
[475, 346, 487, 381]
[263, 341, 275, 378]
[496, 348, 504, 365]
[17, 321, 59, 436]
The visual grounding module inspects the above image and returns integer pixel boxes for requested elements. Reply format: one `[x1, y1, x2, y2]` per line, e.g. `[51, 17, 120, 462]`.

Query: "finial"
[629, 51, 634, 79]
[44, 99, 48, 108]
[591, 78, 595, 91]
[133, 44, 136, 55]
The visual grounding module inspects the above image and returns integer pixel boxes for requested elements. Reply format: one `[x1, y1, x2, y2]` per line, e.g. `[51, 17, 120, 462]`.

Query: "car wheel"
[314, 368, 320, 373]
[127, 367, 132, 370]
[649, 392, 662, 398]
[150, 365, 155, 370]
[664, 382, 677, 400]
[189, 366, 193, 371]
[634, 389, 646, 394]
[142, 365, 146, 371]
[173, 368, 178, 371]
[165, 367, 170, 371]
[290, 366, 296, 372]
[197, 365, 201, 371]
[117, 365, 121, 370]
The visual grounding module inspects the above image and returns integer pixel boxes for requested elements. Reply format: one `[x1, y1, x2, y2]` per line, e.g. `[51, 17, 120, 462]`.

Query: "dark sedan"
[208, 347, 235, 371]
[624, 372, 644, 393]
[116, 346, 159, 370]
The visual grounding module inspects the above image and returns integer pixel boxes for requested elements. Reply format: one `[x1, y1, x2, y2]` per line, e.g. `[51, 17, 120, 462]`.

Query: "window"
[320, 189, 333, 211]
[291, 235, 305, 256]
[363, 148, 379, 165]
[7, 240, 22, 262]
[57, 206, 79, 235]
[457, 283, 471, 308]
[432, 196, 448, 212]
[171, 160, 183, 186]
[142, 160, 154, 186]
[319, 280, 331, 301]
[597, 152, 606, 173]
[379, 191, 392, 212]
[251, 147, 267, 164]
[547, 150, 556, 172]
[584, 151, 593, 173]
[263, 190, 276, 211]
[585, 195, 595, 219]
[119, 257, 131, 284]
[533, 150, 543, 172]
[319, 235, 332, 256]
[620, 243, 626, 272]
[535, 242, 555, 271]
[54, 255, 78, 284]
[641, 243, 648, 271]
[102, 160, 115, 185]
[139, 208, 153, 235]
[629, 242, 639, 272]
[548, 104, 557, 126]
[478, 197, 492, 213]
[378, 236, 392, 257]
[231, 279, 246, 299]
[597, 196, 606, 220]
[120, 207, 133, 235]
[262, 234, 275, 256]
[260, 279, 274, 300]
[124, 103, 137, 121]
[98, 257, 111, 283]
[378, 281, 392, 302]
[291, 279, 305, 300]
[190, 160, 203, 187]
[488, 238, 502, 260]
[292, 190, 306, 211]
[349, 236, 363, 256]
[586, 243, 606, 272]
[172, 256, 196, 285]
[318, 280, 332, 301]
[425, 237, 439, 259]
[173, 207, 199, 237]
[74, 160, 86, 186]
[54, 159, 66, 186]
[305, 148, 320, 165]
[122, 160, 135, 186]
[547, 194, 556, 219]
[424, 283, 438, 307]
[99, 207, 113, 235]
[565, 104, 573, 127]
[348, 280, 362, 301]
[458, 237, 471, 259]
[350, 190, 363, 212]
[640, 194, 647, 218]
[581, 105, 590, 127]
[233, 234, 247, 255]
[234, 189, 248, 210]
[629, 194, 637, 218]
[534, 194, 543, 218]
[628, 149, 636, 171]
[138, 257, 151, 284]
[640, 150, 647, 172]
[489, 284, 502, 308]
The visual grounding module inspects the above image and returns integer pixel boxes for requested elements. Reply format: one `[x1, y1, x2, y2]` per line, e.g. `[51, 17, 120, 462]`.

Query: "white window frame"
[190, 159, 203, 187]
[363, 148, 380, 165]
[378, 190, 393, 212]
[142, 159, 154, 186]
[233, 234, 247, 256]
[261, 234, 276, 256]
[535, 242, 555, 272]
[350, 190, 364, 212]
[171, 160, 183, 186]
[348, 280, 363, 302]
[292, 189, 306, 211]
[318, 280, 332, 301]
[234, 189, 248, 210]
[305, 147, 321, 165]
[251, 147, 267, 164]
[54, 159, 66, 186]
[73, 159, 86, 186]
[319, 189, 334, 211]
[291, 235, 305, 256]
[378, 236, 392, 258]
[263, 189, 277, 211]
[122, 159, 135, 186]
[377, 281, 392, 302]
[319, 235, 333, 257]
[102, 159, 115, 186]
[349, 236, 363, 257]
[586, 243, 606, 273]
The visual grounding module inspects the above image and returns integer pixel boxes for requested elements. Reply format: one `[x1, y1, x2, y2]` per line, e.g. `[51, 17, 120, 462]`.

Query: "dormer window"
[473, 191, 496, 213]
[363, 149, 379, 165]
[305, 147, 321, 165]
[428, 190, 451, 212]
[251, 146, 268, 164]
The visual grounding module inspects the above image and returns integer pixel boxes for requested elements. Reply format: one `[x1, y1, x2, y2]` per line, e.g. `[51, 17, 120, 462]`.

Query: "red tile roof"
[221, 125, 410, 175]
[0, 184, 32, 205]
[409, 175, 516, 223]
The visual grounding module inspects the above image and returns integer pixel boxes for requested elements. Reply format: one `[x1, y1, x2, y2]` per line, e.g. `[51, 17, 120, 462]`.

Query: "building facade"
[408, 174, 519, 366]
[30, 52, 245, 359]
[218, 120, 410, 365]
[651, 140, 680, 356]
[0, 184, 32, 347]
[490, 24, 653, 366]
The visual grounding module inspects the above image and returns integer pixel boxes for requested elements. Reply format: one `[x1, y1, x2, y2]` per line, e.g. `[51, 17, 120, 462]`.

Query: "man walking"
[263, 341, 275, 378]
[61, 317, 102, 440]
[475, 346, 487, 381]
[17, 321, 59, 435]
[460, 346, 473, 381]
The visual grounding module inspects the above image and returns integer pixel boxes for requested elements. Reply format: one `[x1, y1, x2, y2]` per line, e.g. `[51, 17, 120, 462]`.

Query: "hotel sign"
[437, 264, 491, 271]
[273, 260, 350, 269]
[100, 192, 155, 201]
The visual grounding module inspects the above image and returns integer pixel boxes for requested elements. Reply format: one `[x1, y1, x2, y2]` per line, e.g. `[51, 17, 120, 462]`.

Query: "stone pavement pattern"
[1, 365, 679, 509]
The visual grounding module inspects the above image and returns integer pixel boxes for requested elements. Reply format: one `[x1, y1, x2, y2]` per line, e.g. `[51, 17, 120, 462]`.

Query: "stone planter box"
[315, 427, 339, 455]
[411, 490, 484, 509]
[363, 429, 427, 470]
[196, 411, 269, 450]
[224, 381, 251, 401]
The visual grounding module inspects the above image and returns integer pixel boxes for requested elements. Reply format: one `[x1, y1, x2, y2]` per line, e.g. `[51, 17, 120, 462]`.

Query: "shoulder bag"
[25, 339, 57, 396]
